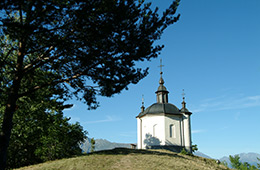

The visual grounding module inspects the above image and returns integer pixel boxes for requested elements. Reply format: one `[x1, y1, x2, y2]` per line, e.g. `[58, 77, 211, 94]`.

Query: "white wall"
[140, 114, 165, 148]
[183, 114, 192, 152]
[137, 113, 191, 151]
[137, 118, 141, 149]
[164, 115, 183, 146]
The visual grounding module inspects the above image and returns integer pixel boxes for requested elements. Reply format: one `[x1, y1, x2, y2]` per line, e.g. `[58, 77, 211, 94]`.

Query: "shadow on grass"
[88, 148, 187, 159]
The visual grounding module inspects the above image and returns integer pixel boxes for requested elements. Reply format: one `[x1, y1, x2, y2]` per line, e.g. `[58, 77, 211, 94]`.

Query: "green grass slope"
[16, 148, 230, 170]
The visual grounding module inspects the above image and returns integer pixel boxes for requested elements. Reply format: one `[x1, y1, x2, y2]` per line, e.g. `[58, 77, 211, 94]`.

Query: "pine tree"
[0, 0, 180, 168]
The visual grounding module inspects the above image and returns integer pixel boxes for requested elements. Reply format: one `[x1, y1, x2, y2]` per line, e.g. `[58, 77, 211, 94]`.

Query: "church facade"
[136, 71, 192, 153]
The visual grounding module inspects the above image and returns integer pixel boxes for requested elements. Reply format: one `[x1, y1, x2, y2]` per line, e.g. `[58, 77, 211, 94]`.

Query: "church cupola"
[155, 70, 169, 103]
[181, 89, 186, 109]
[180, 89, 192, 115]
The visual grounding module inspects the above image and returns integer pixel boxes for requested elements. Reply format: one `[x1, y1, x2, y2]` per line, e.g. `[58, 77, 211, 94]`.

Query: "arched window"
[170, 124, 175, 138]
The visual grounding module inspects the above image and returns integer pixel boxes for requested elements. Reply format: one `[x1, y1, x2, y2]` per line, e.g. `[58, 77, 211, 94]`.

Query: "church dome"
[157, 84, 167, 92]
[136, 60, 188, 118]
[137, 103, 181, 117]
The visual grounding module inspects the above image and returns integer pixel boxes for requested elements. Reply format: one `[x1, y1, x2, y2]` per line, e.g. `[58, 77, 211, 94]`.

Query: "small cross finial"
[141, 94, 145, 112]
[182, 89, 185, 101]
[158, 58, 164, 75]
[142, 94, 144, 106]
[182, 89, 186, 108]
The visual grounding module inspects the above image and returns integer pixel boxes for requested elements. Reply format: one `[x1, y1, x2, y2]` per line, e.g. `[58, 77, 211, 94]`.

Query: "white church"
[136, 66, 192, 153]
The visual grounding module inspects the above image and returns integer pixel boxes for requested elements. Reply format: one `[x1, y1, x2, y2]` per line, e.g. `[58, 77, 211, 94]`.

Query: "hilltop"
[81, 138, 213, 159]
[81, 138, 132, 153]
[16, 148, 230, 170]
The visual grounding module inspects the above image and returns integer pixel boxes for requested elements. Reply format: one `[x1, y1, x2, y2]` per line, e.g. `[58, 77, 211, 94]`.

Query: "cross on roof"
[158, 58, 164, 74]
[182, 89, 185, 100]
[142, 94, 144, 106]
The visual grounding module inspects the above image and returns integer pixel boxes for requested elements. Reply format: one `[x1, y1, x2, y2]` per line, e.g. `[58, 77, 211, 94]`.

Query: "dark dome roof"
[137, 103, 181, 117]
[156, 76, 168, 92]
[180, 107, 192, 115]
[157, 84, 168, 92]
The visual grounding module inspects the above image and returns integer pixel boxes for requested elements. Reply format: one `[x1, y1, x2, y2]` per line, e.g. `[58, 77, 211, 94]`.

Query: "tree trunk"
[0, 42, 24, 170]
[0, 74, 23, 170]
[0, 98, 18, 170]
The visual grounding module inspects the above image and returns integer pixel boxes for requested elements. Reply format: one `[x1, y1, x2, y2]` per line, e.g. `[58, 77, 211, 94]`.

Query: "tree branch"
[23, 26, 76, 74]
[23, 46, 55, 72]
[18, 72, 99, 98]
[19, 56, 105, 98]
[0, 47, 16, 72]
[1, 47, 15, 62]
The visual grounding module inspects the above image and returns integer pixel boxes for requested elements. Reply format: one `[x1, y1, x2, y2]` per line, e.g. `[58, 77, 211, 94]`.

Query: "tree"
[34, 115, 86, 163]
[229, 155, 258, 170]
[257, 158, 260, 169]
[1, 74, 86, 169]
[0, 0, 180, 168]
[91, 138, 96, 152]
[192, 144, 198, 153]
[6, 110, 87, 169]
[229, 155, 242, 169]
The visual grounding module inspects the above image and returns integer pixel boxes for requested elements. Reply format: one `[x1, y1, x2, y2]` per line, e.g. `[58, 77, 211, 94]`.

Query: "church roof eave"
[180, 108, 192, 115]
[137, 103, 181, 117]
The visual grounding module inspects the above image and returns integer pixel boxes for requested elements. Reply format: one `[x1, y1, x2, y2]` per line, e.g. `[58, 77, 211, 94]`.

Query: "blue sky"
[64, 0, 260, 159]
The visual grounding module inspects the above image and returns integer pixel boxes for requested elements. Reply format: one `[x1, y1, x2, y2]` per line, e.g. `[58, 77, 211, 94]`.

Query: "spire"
[141, 94, 145, 112]
[181, 89, 192, 114]
[182, 89, 186, 108]
[156, 59, 169, 103]
[158, 58, 165, 85]
[159, 72, 164, 85]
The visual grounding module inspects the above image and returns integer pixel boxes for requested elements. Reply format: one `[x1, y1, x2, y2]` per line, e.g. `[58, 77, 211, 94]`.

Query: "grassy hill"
[16, 148, 230, 170]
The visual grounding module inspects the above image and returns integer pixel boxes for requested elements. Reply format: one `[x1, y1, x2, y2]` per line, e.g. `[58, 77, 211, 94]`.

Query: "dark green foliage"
[229, 155, 241, 169]
[229, 155, 258, 170]
[239, 162, 258, 170]
[180, 148, 193, 156]
[1, 84, 87, 169]
[91, 138, 96, 153]
[0, 0, 180, 168]
[34, 115, 86, 162]
[192, 144, 198, 153]
[257, 158, 260, 169]
[7, 111, 86, 169]
[0, 0, 181, 108]
[180, 148, 188, 155]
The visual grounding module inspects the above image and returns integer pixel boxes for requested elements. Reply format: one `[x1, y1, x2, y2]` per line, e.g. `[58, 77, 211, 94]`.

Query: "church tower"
[136, 61, 192, 153]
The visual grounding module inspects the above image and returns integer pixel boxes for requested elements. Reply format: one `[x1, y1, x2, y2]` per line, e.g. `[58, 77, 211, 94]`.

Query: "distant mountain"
[81, 138, 213, 160]
[80, 138, 132, 153]
[220, 152, 260, 167]
[194, 151, 212, 159]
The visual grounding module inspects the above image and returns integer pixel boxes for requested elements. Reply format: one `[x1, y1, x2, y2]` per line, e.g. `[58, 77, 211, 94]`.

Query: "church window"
[170, 124, 176, 138]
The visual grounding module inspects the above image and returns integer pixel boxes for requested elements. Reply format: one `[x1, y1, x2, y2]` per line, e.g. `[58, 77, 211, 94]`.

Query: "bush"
[180, 148, 188, 155]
